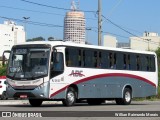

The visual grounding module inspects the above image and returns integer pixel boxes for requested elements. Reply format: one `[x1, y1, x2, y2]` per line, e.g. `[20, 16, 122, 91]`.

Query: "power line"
[20, 0, 71, 11]
[0, 15, 127, 39]
[102, 31, 129, 39]
[20, 0, 96, 13]
[0, 5, 97, 21]
[107, 0, 124, 18]
[0, 5, 65, 16]
[0, 15, 96, 30]
[0, 16, 63, 28]
[101, 15, 160, 45]
[89, 28, 129, 39]
[102, 15, 145, 40]
[1, 15, 158, 45]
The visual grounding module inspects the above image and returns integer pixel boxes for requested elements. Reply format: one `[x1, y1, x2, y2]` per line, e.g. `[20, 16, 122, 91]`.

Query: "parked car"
[0, 76, 7, 100]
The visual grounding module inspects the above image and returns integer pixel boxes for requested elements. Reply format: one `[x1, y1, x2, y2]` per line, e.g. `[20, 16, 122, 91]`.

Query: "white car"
[0, 76, 7, 100]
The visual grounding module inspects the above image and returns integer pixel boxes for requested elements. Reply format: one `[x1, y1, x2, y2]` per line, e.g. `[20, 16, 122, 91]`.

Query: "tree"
[0, 65, 7, 76]
[155, 47, 160, 98]
[155, 47, 160, 67]
[48, 37, 54, 41]
[27, 37, 45, 42]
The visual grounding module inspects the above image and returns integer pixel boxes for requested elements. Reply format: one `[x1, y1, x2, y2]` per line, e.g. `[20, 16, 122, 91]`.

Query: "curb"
[0, 100, 62, 105]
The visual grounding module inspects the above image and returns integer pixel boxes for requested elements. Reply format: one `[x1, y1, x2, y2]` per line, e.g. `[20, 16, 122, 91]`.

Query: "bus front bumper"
[6, 83, 49, 99]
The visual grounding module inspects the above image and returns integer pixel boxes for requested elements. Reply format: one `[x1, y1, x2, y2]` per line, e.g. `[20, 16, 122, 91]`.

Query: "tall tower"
[64, 0, 86, 44]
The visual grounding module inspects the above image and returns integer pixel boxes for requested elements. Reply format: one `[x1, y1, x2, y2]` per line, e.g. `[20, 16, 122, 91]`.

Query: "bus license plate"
[20, 95, 28, 98]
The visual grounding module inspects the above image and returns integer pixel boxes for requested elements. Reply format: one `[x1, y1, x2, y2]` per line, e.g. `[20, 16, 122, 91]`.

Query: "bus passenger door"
[49, 50, 65, 99]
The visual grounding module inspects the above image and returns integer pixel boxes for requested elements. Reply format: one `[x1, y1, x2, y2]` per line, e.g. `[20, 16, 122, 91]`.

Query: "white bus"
[4, 41, 158, 106]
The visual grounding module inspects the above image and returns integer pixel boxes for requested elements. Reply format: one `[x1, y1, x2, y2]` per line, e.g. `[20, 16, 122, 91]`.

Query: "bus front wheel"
[116, 88, 132, 105]
[29, 99, 43, 107]
[62, 87, 76, 106]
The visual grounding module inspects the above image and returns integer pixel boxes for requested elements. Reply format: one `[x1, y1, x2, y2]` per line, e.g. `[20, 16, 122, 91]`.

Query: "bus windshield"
[7, 48, 50, 80]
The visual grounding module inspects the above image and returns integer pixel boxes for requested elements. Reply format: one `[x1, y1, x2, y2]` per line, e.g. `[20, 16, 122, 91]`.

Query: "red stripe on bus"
[49, 73, 156, 98]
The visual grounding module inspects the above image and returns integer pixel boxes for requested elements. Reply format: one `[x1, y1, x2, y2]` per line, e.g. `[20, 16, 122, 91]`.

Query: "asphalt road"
[0, 100, 159, 120]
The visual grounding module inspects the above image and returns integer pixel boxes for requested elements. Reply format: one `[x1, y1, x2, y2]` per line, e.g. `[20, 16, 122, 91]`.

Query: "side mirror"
[2, 50, 11, 66]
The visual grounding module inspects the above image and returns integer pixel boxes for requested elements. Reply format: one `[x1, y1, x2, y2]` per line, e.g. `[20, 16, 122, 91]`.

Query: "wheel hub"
[67, 91, 75, 103]
[125, 91, 131, 102]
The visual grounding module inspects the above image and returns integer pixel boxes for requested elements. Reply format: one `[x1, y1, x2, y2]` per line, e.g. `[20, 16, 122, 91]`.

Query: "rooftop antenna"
[71, 0, 77, 11]
[76, 0, 80, 10]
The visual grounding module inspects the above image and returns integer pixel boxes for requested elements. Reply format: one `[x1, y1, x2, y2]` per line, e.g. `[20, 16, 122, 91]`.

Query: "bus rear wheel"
[62, 87, 77, 106]
[29, 99, 43, 107]
[116, 88, 132, 105]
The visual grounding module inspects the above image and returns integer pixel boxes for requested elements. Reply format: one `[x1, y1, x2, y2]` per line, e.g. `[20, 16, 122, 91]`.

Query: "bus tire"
[116, 88, 132, 105]
[87, 99, 103, 105]
[29, 99, 43, 107]
[62, 87, 76, 106]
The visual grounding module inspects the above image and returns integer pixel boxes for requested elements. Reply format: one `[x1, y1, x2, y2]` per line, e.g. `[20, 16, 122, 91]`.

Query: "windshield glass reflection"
[8, 48, 50, 80]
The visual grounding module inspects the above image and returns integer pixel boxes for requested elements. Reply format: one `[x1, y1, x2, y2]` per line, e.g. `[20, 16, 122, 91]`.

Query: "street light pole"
[86, 28, 92, 44]
[23, 17, 30, 41]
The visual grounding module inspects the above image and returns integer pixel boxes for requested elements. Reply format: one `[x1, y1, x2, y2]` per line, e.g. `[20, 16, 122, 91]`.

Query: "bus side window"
[123, 54, 127, 69]
[141, 55, 148, 71]
[146, 56, 149, 71]
[84, 50, 94, 68]
[109, 53, 116, 69]
[109, 53, 112, 68]
[98, 52, 101, 68]
[82, 50, 85, 67]
[136, 55, 141, 70]
[116, 53, 123, 70]
[150, 55, 156, 72]
[130, 54, 136, 70]
[65, 48, 69, 66]
[114, 53, 117, 69]
[94, 51, 98, 68]
[78, 49, 82, 67]
[65, 48, 79, 67]
[101, 51, 109, 69]
[127, 55, 130, 70]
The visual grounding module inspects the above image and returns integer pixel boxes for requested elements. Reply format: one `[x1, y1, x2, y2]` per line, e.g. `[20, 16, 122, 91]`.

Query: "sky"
[0, 0, 160, 45]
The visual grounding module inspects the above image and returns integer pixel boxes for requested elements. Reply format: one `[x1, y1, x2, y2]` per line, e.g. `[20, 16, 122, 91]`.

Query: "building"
[63, 1, 86, 44]
[130, 32, 160, 51]
[103, 35, 117, 48]
[0, 20, 25, 59]
[117, 42, 130, 49]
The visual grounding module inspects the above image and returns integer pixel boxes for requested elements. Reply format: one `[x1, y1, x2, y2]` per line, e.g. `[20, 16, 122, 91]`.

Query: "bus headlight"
[37, 82, 48, 90]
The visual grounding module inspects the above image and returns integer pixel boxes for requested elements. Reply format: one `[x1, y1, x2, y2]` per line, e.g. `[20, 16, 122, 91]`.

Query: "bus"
[4, 41, 158, 106]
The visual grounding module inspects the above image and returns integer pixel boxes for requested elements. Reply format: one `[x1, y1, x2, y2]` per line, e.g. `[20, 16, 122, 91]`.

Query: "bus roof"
[15, 41, 156, 55]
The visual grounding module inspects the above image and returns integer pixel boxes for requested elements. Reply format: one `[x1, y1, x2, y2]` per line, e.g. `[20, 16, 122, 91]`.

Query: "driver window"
[53, 52, 64, 71]
[50, 52, 64, 78]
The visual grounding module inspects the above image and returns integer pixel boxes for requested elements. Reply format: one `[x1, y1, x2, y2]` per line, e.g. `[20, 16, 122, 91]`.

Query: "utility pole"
[23, 17, 30, 41]
[98, 0, 102, 46]
[146, 39, 151, 51]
